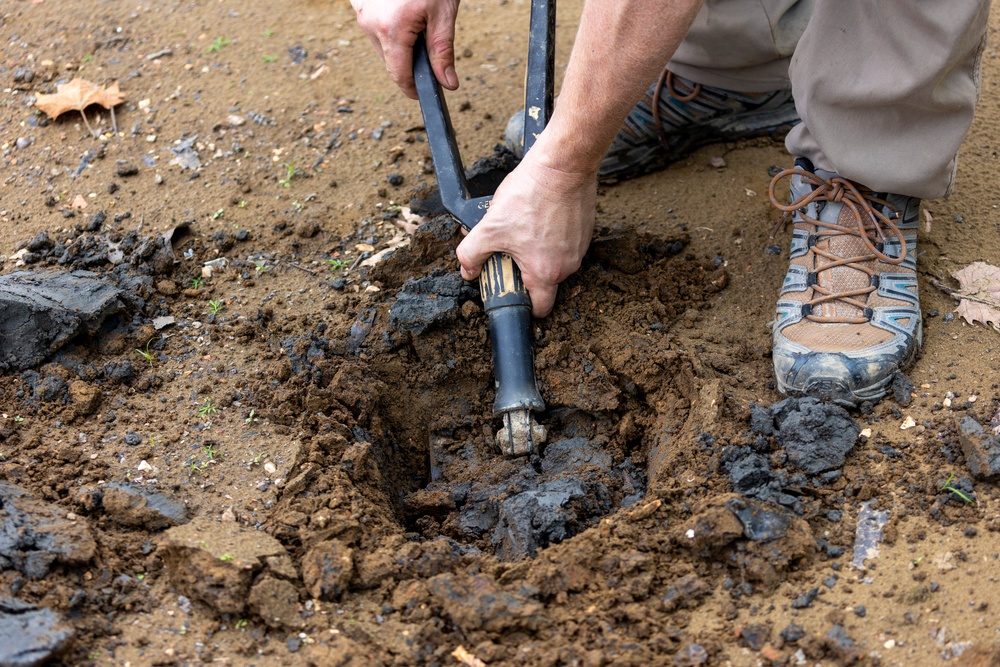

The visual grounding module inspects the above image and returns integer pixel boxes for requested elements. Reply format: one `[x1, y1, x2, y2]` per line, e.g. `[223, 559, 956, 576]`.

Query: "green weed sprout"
[208, 299, 224, 315]
[135, 338, 157, 368]
[942, 472, 975, 504]
[206, 37, 231, 53]
[198, 398, 218, 417]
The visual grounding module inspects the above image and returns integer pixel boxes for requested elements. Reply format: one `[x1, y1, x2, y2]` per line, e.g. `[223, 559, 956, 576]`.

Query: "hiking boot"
[770, 159, 921, 407]
[504, 71, 799, 182]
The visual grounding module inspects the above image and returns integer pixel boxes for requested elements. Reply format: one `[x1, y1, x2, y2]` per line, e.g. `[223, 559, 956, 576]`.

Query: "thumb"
[456, 228, 491, 281]
[425, 11, 458, 89]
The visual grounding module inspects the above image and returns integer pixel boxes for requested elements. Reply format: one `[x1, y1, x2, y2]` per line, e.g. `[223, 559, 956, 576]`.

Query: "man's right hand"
[351, 0, 461, 99]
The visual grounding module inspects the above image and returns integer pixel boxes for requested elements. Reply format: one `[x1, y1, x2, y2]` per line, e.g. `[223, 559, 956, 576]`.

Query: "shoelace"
[651, 71, 701, 146]
[768, 167, 909, 324]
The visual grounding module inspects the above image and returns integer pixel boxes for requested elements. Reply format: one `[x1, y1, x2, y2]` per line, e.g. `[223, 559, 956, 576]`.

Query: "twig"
[281, 260, 317, 275]
[931, 278, 997, 307]
[145, 48, 174, 61]
[79, 108, 98, 138]
[110, 106, 118, 136]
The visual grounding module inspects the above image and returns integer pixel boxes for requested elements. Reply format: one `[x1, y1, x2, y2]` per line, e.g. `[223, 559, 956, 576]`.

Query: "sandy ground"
[2, 1, 1000, 666]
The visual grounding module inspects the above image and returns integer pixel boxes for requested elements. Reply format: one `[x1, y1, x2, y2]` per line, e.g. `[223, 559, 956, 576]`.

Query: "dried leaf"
[34, 78, 127, 120]
[951, 261, 1000, 330]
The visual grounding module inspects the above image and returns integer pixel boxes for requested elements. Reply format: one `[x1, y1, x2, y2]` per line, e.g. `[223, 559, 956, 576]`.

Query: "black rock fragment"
[956, 415, 1000, 479]
[790, 586, 819, 609]
[0, 598, 73, 667]
[389, 270, 477, 335]
[0, 271, 124, 372]
[768, 397, 860, 474]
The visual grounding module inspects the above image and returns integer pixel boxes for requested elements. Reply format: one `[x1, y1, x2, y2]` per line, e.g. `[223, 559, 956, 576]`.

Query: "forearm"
[536, 0, 704, 173]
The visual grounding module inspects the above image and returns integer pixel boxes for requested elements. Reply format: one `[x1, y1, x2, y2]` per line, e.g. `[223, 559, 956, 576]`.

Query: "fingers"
[456, 229, 490, 281]
[382, 37, 419, 99]
[457, 227, 558, 318]
[426, 10, 459, 90]
[522, 275, 558, 319]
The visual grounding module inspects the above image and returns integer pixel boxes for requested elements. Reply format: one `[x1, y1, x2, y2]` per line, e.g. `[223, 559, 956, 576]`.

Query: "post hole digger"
[412, 0, 555, 457]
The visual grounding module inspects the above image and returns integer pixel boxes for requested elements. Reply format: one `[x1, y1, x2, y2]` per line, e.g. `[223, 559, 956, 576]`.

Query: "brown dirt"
[2, 2, 1000, 666]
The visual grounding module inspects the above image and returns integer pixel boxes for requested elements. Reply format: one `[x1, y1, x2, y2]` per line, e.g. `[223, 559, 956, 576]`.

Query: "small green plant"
[203, 443, 220, 461]
[212, 208, 225, 220]
[263, 29, 275, 37]
[206, 36, 231, 53]
[245, 409, 259, 425]
[262, 54, 278, 63]
[250, 260, 269, 275]
[238, 200, 249, 208]
[13, 416, 24, 423]
[235, 618, 249, 631]
[208, 299, 224, 315]
[219, 553, 234, 562]
[326, 258, 347, 271]
[942, 472, 975, 504]
[291, 200, 304, 212]
[198, 398, 218, 417]
[136, 573, 145, 581]
[191, 276, 204, 289]
[278, 161, 299, 188]
[82, 54, 94, 64]
[135, 338, 157, 368]
[249, 451, 266, 467]
[188, 460, 208, 474]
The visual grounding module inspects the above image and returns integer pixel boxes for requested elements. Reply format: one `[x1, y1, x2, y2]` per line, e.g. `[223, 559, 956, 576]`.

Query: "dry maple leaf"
[34, 78, 126, 136]
[950, 261, 1000, 330]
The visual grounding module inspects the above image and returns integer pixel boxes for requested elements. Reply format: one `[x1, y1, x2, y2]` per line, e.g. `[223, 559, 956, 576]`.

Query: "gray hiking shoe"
[770, 159, 921, 407]
[504, 70, 799, 182]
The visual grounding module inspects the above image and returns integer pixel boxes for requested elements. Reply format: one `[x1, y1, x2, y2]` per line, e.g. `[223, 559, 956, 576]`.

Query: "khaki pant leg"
[669, 0, 814, 92]
[784, 1, 991, 199]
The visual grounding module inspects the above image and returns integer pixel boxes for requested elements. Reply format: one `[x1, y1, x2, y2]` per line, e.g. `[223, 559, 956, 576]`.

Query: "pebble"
[263, 461, 277, 474]
[15, 137, 31, 149]
[854, 604, 867, 617]
[286, 637, 301, 653]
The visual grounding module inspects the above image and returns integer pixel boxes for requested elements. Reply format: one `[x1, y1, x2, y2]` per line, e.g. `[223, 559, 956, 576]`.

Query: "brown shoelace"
[769, 167, 908, 324]
[651, 71, 701, 147]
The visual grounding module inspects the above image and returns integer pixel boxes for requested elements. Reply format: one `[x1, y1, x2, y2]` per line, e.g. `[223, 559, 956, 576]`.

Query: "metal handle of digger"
[412, 0, 555, 455]
[411, 0, 554, 229]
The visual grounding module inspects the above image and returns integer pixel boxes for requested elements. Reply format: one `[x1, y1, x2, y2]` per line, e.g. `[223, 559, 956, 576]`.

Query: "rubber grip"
[480, 253, 545, 415]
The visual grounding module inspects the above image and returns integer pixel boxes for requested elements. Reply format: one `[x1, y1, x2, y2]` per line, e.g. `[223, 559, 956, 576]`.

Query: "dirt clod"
[0, 597, 73, 667]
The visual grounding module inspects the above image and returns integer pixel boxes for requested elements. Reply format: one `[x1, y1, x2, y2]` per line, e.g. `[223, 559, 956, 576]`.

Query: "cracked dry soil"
[3, 1, 1000, 666]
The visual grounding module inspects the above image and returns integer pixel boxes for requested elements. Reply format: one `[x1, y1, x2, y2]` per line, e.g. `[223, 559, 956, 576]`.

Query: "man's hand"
[456, 139, 597, 318]
[351, 0, 460, 99]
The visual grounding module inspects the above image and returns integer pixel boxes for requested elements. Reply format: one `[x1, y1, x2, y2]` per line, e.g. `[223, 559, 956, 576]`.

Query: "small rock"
[740, 623, 771, 651]
[853, 604, 867, 617]
[673, 643, 708, 666]
[227, 114, 246, 126]
[387, 173, 404, 186]
[709, 156, 727, 168]
[116, 160, 140, 177]
[780, 623, 806, 643]
[13, 68, 34, 83]
[791, 586, 819, 609]
[15, 137, 31, 150]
